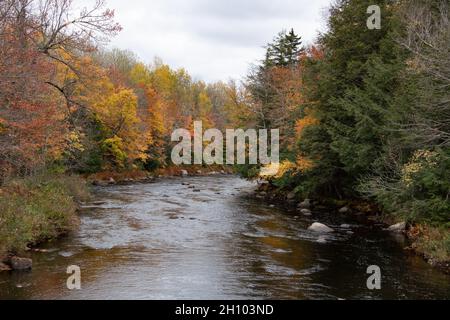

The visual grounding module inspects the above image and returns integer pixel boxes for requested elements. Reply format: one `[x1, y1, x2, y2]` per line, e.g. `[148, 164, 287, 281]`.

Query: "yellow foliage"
[296, 156, 315, 172]
[93, 88, 151, 164]
[296, 112, 319, 136]
[275, 160, 298, 178]
[401, 150, 439, 187]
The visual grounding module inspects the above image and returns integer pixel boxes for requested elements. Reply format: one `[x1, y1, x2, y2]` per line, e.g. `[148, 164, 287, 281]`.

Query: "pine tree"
[265, 29, 303, 67]
[298, 0, 406, 196]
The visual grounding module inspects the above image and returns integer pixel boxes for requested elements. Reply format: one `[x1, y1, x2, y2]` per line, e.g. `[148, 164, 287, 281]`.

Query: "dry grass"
[0, 175, 89, 256]
[409, 225, 450, 265]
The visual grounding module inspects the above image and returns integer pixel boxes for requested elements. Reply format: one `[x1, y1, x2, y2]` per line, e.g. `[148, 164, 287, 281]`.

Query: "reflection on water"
[0, 176, 449, 300]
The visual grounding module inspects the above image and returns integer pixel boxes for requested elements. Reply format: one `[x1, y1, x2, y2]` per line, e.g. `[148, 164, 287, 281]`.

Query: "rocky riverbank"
[253, 180, 450, 274]
[88, 166, 234, 186]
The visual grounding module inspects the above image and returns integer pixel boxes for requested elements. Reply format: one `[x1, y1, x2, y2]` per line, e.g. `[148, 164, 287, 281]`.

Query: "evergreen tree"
[298, 0, 406, 196]
[266, 29, 303, 67]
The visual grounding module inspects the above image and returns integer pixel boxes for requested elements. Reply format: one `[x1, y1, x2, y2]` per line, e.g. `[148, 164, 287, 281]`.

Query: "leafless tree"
[397, 0, 450, 147]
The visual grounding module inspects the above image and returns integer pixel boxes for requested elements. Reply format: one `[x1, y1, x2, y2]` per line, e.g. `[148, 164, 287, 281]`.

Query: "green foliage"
[235, 164, 261, 179]
[265, 29, 304, 67]
[295, 0, 405, 197]
[363, 149, 450, 227]
[101, 136, 128, 169]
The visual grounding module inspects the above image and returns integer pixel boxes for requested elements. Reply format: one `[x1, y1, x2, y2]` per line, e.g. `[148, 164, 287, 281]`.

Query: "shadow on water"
[0, 176, 449, 300]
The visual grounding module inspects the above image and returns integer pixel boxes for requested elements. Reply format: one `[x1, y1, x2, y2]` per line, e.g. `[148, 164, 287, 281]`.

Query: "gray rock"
[10, 257, 32, 270]
[340, 224, 351, 228]
[308, 223, 334, 233]
[108, 177, 116, 184]
[298, 199, 311, 209]
[287, 192, 297, 200]
[317, 236, 328, 244]
[386, 222, 406, 233]
[181, 170, 189, 177]
[193, 189, 201, 192]
[301, 209, 312, 216]
[339, 206, 350, 214]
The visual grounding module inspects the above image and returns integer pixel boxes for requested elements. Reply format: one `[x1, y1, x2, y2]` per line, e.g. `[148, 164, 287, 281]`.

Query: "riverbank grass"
[410, 226, 450, 266]
[0, 175, 89, 257]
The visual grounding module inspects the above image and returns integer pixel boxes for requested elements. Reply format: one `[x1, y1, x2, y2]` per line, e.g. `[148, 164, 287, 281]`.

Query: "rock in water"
[301, 209, 312, 216]
[10, 257, 32, 270]
[287, 192, 296, 200]
[298, 199, 311, 209]
[317, 236, 327, 244]
[387, 222, 406, 233]
[339, 206, 350, 214]
[308, 223, 334, 233]
[181, 170, 188, 177]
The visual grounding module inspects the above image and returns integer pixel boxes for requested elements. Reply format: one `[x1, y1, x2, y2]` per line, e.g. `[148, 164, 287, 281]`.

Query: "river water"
[0, 175, 449, 300]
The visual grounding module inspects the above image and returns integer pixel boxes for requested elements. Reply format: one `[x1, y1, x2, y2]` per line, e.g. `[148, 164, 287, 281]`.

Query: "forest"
[0, 0, 449, 271]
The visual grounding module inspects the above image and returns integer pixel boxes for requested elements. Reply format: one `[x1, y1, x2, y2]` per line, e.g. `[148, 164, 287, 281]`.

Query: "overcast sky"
[89, 0, 332, 82]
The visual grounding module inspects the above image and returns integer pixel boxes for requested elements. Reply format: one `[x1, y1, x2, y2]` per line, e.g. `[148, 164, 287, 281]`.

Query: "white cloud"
[85, 0, 332, 82]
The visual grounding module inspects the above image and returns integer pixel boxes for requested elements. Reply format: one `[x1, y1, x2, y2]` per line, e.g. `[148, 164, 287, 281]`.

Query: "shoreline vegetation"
[0, 175, 89, 271]
[0, 0, 448, 277]
[0, 168, 448, 274]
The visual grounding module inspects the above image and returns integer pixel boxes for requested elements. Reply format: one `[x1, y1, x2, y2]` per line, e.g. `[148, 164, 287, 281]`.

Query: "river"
[0, 175, 449, 300]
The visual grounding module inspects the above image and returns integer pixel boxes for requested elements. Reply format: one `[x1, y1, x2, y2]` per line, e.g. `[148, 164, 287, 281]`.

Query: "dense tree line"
[0, 0, 448, 257]
[0, 0, 246, 181]
[244, 0, 449, 232]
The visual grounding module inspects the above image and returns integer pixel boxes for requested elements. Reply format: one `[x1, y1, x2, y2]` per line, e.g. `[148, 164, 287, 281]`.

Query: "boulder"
[10, 257, 32, 270]
[108, 177, 116, 185]
[339, 206, 350, 214]
[386, 222, 406, 233]
[287, 192, 297, 201]
[308, 223, 334, 233]
[300, 209, 312, 216]
[340, 224, 351, 229]
[196, 170, 202, 175]
[298, 199, 311, 209]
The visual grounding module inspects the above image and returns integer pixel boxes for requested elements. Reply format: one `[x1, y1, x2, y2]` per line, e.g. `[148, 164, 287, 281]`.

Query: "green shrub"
[362, 148, 450, 227]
